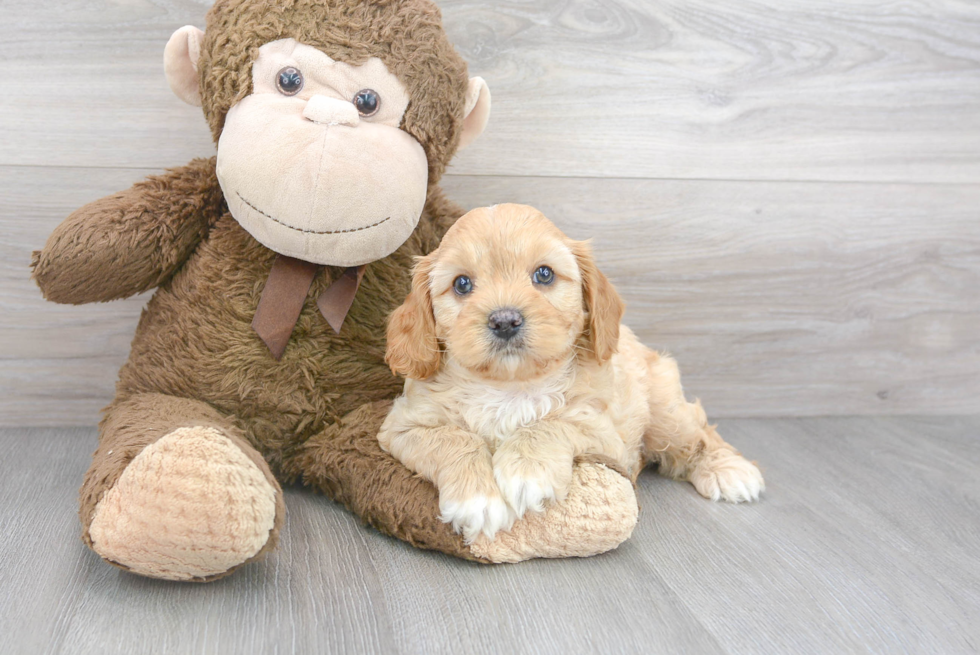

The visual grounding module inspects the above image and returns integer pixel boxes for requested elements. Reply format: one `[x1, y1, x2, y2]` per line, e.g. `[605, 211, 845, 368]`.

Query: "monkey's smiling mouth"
[237, 192, 391, 235]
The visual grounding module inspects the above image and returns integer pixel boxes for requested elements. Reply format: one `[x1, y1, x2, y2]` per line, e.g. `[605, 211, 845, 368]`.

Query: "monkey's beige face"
[428, 206, 587, 381]
[165, 22, 490, 267]
[216, 39, 428, 266]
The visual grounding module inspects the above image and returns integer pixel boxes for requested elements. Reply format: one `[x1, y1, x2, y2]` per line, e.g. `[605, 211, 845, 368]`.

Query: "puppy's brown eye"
[276, 67, 304, 96]
[533, 266, 554, 285]
[453, 275, 473, 296]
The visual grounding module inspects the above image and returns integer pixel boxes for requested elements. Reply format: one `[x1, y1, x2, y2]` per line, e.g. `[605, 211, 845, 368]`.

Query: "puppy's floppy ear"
[386, 255, 441, 379]
[572, 240, 625, 364]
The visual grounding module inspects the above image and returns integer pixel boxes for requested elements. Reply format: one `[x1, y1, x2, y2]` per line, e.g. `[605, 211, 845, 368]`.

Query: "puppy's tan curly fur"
[381, 205, 765, 543]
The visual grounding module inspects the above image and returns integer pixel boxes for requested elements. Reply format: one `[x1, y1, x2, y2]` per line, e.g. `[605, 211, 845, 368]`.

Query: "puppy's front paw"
[439, 493, 513, 544]
[690, 451, 765, 503]
[495, 473, 554, 518]
[494, 457, 572, 518]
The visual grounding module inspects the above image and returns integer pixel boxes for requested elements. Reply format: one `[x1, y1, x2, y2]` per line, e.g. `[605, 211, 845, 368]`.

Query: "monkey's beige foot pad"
[88, 426, 278, 581]
[470, 462, 638, 563]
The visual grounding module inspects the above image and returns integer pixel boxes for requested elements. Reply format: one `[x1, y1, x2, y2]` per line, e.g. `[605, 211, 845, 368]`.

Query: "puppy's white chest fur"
[447, 361, 572, 448]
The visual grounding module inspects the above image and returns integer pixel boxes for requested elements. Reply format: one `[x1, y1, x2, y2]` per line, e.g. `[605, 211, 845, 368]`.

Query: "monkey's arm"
[31, 157, 224, 304]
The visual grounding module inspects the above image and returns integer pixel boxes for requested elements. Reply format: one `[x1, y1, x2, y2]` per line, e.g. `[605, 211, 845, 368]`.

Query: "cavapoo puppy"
[379, 204, 764, 543]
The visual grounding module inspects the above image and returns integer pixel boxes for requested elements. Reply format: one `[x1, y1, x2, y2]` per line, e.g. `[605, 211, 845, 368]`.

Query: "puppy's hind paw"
[690, 452, 765, 503]
[439, 494, 514, 544]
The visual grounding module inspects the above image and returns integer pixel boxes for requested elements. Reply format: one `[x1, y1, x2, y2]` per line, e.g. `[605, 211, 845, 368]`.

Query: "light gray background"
[0, 1, 978, 654]
[2, 0, 978, 424]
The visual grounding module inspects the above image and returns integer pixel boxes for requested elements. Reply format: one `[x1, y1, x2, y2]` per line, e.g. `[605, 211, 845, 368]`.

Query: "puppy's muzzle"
[488, 308, 523, 341]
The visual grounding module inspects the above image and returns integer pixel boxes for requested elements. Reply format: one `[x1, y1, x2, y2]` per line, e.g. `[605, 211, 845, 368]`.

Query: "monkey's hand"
[32, 157, 224, 304]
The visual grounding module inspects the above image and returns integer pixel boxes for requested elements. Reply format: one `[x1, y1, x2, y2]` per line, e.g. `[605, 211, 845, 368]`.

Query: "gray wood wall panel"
[1, 0, 978, 425]
[2, 0, 980, 182]
[4, 168, 977, 425]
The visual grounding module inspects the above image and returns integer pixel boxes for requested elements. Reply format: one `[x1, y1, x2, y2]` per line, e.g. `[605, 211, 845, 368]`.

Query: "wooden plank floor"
[2, 416, 978, 655]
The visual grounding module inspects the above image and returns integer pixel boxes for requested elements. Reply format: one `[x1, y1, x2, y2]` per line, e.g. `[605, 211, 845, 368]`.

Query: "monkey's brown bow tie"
[251, 254, 366, 360]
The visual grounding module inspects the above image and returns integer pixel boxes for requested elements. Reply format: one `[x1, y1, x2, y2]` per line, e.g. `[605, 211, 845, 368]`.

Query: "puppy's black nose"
[488, 308, 523, 340]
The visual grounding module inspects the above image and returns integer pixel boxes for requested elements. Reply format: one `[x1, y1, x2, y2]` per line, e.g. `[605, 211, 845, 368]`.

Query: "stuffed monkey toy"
[31, 0, 638, 581]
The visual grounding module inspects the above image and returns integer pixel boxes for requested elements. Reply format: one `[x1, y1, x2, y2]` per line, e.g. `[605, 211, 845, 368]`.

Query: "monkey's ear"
[164, 26, 205, 107]
[457, 77, 491, 150]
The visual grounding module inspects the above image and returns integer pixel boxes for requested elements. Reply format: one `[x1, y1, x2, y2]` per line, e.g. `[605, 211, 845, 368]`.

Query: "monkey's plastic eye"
[453, 275, 473, 296]
[276, 67, 304, 96]
[353, 89, 380, 116]
[533, 266, 555, 285]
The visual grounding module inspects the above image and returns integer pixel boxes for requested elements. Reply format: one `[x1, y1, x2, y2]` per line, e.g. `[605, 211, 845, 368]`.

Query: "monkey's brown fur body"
[31, 0, 637, 581]
[44, 160, 471, 575]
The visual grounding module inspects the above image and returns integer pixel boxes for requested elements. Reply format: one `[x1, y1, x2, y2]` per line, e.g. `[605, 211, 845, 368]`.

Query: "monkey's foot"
[88, 426, 279, 581]
[469, 460, 638, 563]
